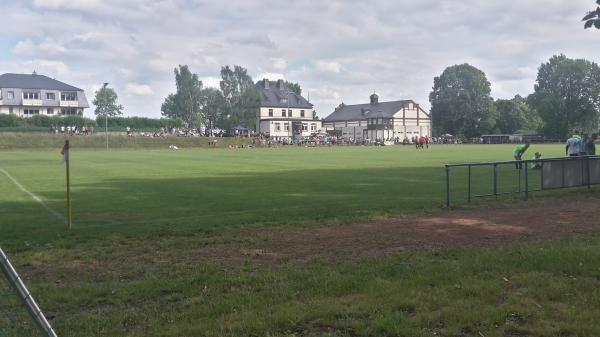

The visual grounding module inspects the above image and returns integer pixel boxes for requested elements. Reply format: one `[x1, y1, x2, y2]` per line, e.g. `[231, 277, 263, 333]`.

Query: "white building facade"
[0, 73, 89, 117]
[323, 94, 431, 142]
[255, 79, 321, 139]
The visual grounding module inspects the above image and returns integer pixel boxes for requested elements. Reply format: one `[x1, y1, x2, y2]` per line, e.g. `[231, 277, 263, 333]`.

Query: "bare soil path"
[199, 198, 600, 266]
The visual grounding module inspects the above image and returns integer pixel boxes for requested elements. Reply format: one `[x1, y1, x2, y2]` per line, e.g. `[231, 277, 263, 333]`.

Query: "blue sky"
[0, 0, 598, 118]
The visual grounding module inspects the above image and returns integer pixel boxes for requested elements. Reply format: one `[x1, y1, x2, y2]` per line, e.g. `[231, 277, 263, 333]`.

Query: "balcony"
[60, 101, 80, 107]
[22, 99, 43, 106]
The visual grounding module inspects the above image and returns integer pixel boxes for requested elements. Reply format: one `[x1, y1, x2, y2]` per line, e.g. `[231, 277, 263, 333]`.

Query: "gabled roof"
[324, 100, 412, 122]
[0, 73, 83, 91]
[255, 79, 313, 109]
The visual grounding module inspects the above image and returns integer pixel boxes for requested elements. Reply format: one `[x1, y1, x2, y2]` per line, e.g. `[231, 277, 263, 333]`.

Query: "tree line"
[430, 55, 600, 139]
[160, 64, 301, 131]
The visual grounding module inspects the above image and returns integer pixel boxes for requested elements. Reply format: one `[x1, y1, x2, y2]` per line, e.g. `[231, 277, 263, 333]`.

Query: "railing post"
[445, 165, 450, 208]
[524, 162, 529, 200]
[0, 248, 58, 337]
[587, 156, 592, 190]
[467, 165, 472, 203]
[493, 163, 498, 198]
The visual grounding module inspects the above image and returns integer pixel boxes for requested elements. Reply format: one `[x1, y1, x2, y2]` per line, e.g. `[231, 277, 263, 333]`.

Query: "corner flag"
[61, 140, 72, 229]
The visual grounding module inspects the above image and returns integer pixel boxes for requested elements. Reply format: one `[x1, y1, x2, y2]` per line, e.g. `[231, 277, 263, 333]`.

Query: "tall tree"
[583, 0, 600, 29]
[529, 55, 600, 139]
[219, 65, 260, 130]
[285, 81, 302, 95]
[495, 96, 542, 134]
[93, 83, 123, 117]
[200, 87, 225, 131]
[161, 65, 204, 127]
[429, 64, 496, 138]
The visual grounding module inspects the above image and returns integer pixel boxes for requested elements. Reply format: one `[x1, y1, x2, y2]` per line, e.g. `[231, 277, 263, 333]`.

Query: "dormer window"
[61, 92, 77, 101]
[23, 92, 39, 100]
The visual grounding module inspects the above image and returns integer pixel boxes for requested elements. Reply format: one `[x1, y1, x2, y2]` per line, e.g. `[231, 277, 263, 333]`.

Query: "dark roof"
[323, 100, 412, 122]
[0, 73, 83, 91]
[255, 79, 313, 109]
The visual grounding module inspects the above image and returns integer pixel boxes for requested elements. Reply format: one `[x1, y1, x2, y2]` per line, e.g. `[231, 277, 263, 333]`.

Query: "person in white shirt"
[565, 135, 581, 157]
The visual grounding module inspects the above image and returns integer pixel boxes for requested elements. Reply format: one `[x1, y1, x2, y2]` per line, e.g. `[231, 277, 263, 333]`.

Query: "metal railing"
[0, 248, 58, 337]
[445, 155, 600, 207]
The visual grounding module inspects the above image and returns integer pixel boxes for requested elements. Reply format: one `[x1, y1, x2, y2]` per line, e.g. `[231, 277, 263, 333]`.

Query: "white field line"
[0, 167, 67, 224]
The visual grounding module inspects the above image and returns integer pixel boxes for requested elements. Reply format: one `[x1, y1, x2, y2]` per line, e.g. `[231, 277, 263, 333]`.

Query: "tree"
[219, 65, 260, 130]
[161, 65, 204, 127]
[285, 81, 302, 95]
[529, 55, 600, 139]
[583, 0, 600, 29]
[429, 64, 496, 138]
[494, 96, 542, 134]
[200, 87, 225, 131]
[93, 83, 123, 117]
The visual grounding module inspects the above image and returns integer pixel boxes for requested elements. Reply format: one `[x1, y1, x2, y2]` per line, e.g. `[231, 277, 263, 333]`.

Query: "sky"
[0, 0, 598, 119]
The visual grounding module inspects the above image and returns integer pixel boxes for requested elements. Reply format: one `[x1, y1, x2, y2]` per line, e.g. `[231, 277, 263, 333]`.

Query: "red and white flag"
[61, 141, 70, 163]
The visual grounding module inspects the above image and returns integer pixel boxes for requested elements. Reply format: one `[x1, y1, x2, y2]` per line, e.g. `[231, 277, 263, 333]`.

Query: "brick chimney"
[263, 79, 269, 89]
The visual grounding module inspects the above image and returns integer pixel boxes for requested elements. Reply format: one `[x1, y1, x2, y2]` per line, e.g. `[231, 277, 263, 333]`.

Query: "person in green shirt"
[513, 142, 530, 169]
[589, 134, 597, 155]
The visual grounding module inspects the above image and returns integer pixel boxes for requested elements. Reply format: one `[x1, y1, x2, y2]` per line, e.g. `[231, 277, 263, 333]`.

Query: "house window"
[47, 108, 54, 115]
[60, 92, 77, 101]
[281, 109, 286, 117]
[268, 109, 273, 117]
[7, 91, 14, 99]
[288, 109, 292, 117]
[302, 123, 308, 131]
[46, 93, 56, 100]
[311, 123, 317, 131]
[300, 110, 305, 117]
[275, 123, 281, 131]
[23, 109, 40, 115]
[61, 108, 77, 115]
[23, 92, 39, 100]
[284, 123, 289, 131]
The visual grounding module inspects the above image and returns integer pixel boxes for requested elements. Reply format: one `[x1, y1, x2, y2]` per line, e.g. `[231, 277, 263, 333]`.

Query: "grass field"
[2, 143, 600, 337]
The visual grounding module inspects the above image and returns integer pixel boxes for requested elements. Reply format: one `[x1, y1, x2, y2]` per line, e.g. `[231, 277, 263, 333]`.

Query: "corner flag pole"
[62, 140, 72, 229]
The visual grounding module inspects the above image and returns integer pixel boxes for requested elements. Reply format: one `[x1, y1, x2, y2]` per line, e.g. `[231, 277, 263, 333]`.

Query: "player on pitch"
[513, 141, 530, 169]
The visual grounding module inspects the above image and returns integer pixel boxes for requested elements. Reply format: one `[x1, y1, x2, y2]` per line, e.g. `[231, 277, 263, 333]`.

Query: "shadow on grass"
[1, 166, 446, 248]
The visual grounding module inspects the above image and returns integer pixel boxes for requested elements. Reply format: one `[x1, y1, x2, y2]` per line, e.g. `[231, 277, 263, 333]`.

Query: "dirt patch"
[197, 198, 600, 266]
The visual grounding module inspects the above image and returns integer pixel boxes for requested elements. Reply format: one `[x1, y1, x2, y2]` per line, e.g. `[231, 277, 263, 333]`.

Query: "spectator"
[565, 134, 581, 157]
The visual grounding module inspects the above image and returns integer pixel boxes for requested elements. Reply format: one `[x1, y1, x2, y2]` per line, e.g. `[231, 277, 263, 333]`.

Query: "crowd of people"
[50, 125, 94, 135]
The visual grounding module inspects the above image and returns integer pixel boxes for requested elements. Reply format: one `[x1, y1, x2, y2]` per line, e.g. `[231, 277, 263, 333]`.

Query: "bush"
[95, 116, 185, 131]
[0, 114, 97, 129]
[0, 114, 27, 127]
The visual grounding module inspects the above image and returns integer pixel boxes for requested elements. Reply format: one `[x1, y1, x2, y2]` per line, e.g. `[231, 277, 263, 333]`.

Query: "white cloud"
[315, 61, 342, 74]
[31, 0, 100, 10]
[271, 58, 288, 72]
[256, 73, 285, 81]
[2, 0, 598, 118]
[200, 77, 221, 89]
[125, 83, 154, 96]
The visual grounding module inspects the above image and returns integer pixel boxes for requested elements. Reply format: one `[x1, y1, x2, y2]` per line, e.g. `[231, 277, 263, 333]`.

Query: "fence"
[444, 155, 600, 207]
[0, 248, 58, 337]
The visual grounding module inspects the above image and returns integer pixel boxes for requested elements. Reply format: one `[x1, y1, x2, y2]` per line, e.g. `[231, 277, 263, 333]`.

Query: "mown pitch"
[4, 144, 600, 337]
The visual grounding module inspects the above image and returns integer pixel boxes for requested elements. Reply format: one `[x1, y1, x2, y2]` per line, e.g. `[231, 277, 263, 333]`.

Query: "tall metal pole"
[65, 140, 72, 229]
[105, 113, 108, 151]
[0, 248, 58, 337]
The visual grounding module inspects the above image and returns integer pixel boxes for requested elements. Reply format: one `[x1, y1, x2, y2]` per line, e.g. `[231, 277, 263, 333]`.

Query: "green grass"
[2, 143, 600, 336]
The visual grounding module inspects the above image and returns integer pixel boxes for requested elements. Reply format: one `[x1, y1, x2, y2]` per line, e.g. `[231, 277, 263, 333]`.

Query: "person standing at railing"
[513, 142, 530, 169]
[566, 134, 581, 157]
[589, 134, 597, 155]
[579, 134, 591, 156]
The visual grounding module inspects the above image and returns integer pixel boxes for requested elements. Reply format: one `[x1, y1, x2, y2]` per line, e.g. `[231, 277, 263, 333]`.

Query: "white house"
[0, 72, 89, 117]
[322, 93, 431, 141]
[255, 79, 321, 139]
